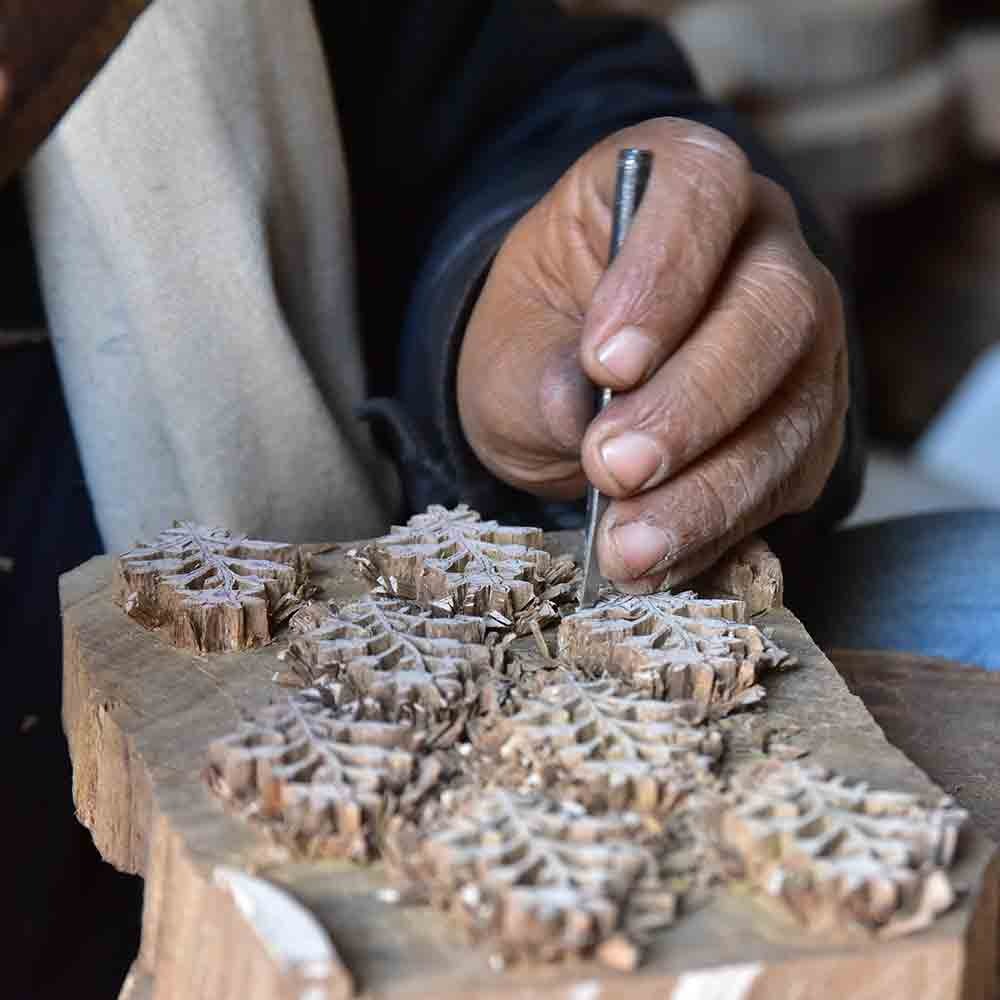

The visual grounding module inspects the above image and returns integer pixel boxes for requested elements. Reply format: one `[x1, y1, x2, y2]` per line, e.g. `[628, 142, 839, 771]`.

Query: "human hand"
[457, 117, 848, 591]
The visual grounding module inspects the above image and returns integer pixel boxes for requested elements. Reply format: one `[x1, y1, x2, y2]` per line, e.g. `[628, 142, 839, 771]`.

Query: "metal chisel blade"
[577, 147, 653, 608]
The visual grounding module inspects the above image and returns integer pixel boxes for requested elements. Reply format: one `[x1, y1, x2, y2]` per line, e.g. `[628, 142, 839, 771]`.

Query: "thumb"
[456, 208, 594, 500]
[576, 118, 753, 391]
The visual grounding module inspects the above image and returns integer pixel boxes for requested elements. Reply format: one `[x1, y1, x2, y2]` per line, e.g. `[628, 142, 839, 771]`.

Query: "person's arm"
[324, 1, 864, 583]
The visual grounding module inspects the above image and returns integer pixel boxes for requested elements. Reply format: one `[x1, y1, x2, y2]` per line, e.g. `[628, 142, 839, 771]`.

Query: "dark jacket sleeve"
[319, 0, 866, 530]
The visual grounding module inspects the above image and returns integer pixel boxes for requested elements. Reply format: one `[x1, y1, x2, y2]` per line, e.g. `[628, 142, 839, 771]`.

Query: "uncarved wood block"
[62, 533, 999, 1000]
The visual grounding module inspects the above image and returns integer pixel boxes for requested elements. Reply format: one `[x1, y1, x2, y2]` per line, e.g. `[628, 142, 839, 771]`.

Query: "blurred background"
[562, 0, 1000, 525]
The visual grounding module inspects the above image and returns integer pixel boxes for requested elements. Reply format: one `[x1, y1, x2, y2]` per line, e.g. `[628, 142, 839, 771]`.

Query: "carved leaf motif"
[117, 522, 303, 651]
[588, 590, 749, 626]
[287, 596, 493, 718]
[383, 788, 667, 963]
[207, 687, 421, 861]
[495, 666, 722, 813]
[558, 591, 793, 717]
[355, 503, 552, 616]
[720, 760, 967, 936]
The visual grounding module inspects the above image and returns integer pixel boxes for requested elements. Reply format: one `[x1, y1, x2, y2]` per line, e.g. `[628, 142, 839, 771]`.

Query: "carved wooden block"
[67, 524, 1000, 997]
[206, 687, 422, 861]
[690, 533, 784, 616]
[383, 787, 671, 967]
[558, 591, 793, 718]
[720, 760, 968, 938]
[353, 503, 552, 617]
[492, 666, 722, 814]
[117, 522, 303, 652]
[287, 596, 492, 718]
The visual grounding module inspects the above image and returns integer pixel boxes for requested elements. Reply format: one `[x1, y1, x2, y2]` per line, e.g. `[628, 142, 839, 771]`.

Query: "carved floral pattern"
[720, 760, 967, 936]
[493, 667, 722, 812]
[287, 596, 492, 717]
[117, 522, 302, 651]
[354, 503, 552, 616]
[559, 591, 793, 717]
[207, 687, 421, 861]
[383, 787, 668, 964]
[196, 507, 965, 967]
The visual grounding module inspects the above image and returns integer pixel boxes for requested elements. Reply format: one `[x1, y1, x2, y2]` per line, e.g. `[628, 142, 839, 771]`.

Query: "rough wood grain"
[831, 649, 1000, 848]
[61, 534, 1000, 1000]
[690, 534, 784, 617]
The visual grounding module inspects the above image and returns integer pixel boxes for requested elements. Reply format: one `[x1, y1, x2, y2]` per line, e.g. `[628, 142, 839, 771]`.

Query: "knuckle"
[738, 250, 823, 359]
[676, 122, 752, 183]
[719, 454, 759, 524]
[769, 256, 821, 338]
[684, 349, 736, 428]
[770, 380, 839, 514]
[671, 123, 753, 222]
[627, 358, 727, 447]
[673, 452, 761, 556]
[792, 382, 828, 449]
[687, 465, 733, 540]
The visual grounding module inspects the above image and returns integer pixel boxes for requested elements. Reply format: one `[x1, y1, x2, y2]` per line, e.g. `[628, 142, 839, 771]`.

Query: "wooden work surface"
[833, 650, 1000, 850]
[61, 533, 1000, 1000]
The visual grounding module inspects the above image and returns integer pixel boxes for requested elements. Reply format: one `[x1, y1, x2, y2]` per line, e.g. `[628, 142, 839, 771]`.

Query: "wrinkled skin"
[458, 118, 848, 592]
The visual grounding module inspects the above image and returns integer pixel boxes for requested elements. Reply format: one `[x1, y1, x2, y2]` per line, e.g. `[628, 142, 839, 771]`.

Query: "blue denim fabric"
[785, 511, 1000, 670]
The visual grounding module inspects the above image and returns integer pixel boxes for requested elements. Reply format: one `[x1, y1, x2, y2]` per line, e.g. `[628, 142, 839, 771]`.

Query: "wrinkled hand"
[457, 118, 848, 591]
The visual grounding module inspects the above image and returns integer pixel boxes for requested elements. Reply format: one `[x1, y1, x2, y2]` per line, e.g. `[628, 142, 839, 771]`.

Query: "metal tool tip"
[617, 147, 653, 166]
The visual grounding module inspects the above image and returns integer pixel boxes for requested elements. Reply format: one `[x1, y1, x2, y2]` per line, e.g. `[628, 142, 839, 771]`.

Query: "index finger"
[577, 117, 753, 390]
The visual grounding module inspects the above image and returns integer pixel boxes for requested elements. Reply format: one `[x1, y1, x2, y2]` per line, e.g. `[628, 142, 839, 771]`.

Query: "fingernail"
[600, 432, 662, 493]
[610, 520, 674, 578]
[596, 326, 656, 384]
[614, 575, 663, 596]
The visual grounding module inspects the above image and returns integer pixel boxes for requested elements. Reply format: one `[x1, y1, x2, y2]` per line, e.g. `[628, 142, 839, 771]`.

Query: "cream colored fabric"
[25, 0, 400, 553]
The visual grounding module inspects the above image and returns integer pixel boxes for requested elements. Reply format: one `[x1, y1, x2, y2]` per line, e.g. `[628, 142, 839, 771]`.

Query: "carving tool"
[578, 147, 653, 609]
